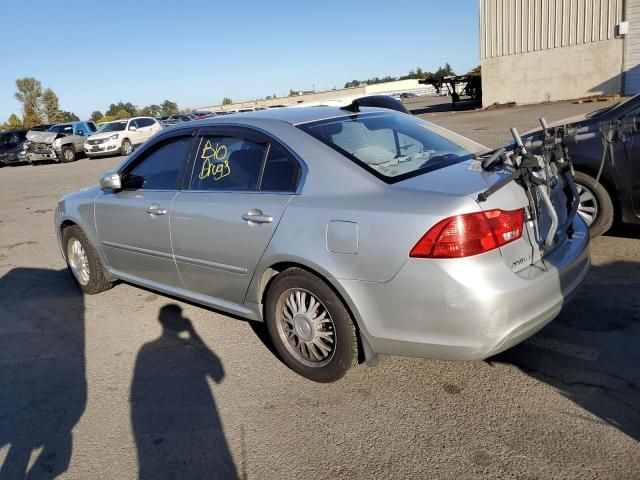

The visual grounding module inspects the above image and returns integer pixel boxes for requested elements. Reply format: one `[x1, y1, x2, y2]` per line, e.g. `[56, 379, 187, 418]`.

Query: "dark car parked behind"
[0, 129, 29, 165]
[527, 94, 640, 236]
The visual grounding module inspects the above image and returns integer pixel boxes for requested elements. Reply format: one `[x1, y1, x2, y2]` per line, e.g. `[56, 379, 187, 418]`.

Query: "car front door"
[73, 123, 90, 151]
[171, 127, 301, 304]
[617, 109, 640, 217]
[126, 119, 142, 146]
[94, 131, 195, 287]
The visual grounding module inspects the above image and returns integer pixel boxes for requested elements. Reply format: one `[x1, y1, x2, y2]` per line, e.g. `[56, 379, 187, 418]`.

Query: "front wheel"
[573, 171, 614, 237]
[120, 139, 133, 156]
[265, 268, 358, 382]
[63, 226, 113, 294]
[59, 146, 77, 163]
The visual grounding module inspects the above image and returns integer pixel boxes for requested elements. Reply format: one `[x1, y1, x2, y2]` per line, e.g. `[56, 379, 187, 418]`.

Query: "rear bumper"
[335, 216, 590, 361]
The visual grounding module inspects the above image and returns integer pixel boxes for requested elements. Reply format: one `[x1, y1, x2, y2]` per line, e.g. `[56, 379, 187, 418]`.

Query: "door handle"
[242, 209, 273, 224]
[146, 203, 168, 216]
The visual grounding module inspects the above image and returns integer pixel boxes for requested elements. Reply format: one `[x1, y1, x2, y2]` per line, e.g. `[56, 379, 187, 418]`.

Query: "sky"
[0, 0, 479, 120]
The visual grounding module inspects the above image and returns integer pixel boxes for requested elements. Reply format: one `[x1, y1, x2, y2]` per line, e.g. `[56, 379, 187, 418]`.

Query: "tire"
[59, 146, 77, 163]
[120, 139, 133, 156]
[62, 225, 112, 295]
[573, 170, 614, 237]
[265, 267, 358, 382]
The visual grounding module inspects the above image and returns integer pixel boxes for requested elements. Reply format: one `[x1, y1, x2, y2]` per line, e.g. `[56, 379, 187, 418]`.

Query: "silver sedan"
[55, 107, 590, 382]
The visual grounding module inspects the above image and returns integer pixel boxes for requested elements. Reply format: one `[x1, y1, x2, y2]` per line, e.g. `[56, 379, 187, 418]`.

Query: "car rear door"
[94, 130, 195, 287]
[170, 126, 301, 304]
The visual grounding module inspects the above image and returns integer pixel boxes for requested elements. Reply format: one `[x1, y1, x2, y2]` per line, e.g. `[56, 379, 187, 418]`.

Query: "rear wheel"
[59, 146, 76, 163]
[573, 171, 614, 237]
[62, 226, 112, 294]
[265, 268, 358, 382]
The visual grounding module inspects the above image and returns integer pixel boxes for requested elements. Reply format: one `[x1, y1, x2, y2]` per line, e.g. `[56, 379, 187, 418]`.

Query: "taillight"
[409, 208, 524, 258]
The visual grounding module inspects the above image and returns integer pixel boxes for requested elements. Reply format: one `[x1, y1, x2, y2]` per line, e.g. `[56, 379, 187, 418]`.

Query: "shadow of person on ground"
[0, 268, 86, 479]
[130, 304, 237, 480]
[492, 260, 640, 440]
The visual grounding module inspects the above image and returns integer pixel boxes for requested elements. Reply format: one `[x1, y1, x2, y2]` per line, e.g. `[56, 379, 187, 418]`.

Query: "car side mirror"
[100, 171, 122, 191]
[129, 126, 137, 131]
[76, 131, 85, 136]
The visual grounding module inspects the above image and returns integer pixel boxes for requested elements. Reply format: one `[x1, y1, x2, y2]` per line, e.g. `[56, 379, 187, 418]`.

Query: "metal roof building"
[479, 0, 638, 105]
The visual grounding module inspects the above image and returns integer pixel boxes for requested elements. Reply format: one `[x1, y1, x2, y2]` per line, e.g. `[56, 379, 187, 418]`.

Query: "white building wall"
[625, 0, 640, 94]
[480, 0, 627, 105]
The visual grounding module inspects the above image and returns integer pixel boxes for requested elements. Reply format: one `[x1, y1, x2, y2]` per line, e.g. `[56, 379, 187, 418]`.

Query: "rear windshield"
[298, 112, 488, 182]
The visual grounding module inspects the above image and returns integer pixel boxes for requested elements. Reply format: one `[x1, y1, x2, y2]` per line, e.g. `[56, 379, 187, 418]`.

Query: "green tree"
[469, 65, 481, 76]
[222, 98, 233, 105]
[160, 100, 179, 116]
[56, 111, 80, 122]
[139, 104, 162, 117]
[42, 88, 61, 123]
[434, 63, 455, 80]
[90, 111, 103, 123]
[0, 114, 23, 131]
[106, 102, 138, 117]
[15, 77, 44, 127]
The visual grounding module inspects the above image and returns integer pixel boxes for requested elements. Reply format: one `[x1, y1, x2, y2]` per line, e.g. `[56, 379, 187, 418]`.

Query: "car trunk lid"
[395, 158, 573, 270]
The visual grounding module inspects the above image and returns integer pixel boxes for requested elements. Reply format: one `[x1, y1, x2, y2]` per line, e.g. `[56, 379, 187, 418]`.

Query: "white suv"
[84, 117, 162, 157]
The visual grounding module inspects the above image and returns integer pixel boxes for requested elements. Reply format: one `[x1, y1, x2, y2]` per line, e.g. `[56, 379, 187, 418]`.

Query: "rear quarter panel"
[241, 121, 482, 304]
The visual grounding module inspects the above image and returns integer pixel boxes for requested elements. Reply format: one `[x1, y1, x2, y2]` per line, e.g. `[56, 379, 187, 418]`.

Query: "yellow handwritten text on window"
[199, 140, 231, 181]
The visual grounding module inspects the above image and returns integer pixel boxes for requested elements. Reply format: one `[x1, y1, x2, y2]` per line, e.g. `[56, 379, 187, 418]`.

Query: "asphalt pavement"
[0, 100, 638, 479]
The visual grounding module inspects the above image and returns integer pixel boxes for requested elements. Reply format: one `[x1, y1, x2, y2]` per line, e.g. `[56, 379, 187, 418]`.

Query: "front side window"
[124, 136, 192, 190]
[298, 112, 488, 182]
[190, 136, 266, 191]
[74, 123, 90, 136]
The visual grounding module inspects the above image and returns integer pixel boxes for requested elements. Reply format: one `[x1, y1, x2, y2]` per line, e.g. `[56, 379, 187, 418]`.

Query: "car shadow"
[605, 224, 640, 240]
[0, 268, 86, 479]
[130, 304, 238, 480]
[491, 260, 640, 440]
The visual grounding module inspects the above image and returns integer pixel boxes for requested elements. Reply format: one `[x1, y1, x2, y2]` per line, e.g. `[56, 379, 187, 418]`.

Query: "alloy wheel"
[67, 238, 90, 285]
[275, 288, 336, 368]
[576, 183, 599, 226]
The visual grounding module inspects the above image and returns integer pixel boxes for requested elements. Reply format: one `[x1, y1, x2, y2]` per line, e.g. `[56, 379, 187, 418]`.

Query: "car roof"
[193, 106, 392, 127]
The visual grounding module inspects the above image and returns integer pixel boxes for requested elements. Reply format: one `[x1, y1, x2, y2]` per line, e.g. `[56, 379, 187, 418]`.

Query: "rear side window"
[189, 136, 266, 191]
[260, 146, 300, 192]
[124, 136, 192, 190]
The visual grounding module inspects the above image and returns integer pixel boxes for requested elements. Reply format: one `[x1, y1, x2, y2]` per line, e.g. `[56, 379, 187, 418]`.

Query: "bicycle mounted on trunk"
[477, 116, 638, 250]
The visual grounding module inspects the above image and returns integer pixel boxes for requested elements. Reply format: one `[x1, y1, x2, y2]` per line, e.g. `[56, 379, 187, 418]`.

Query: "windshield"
[585, 102, 620, 118]
[586, 93, 640, 118]
[99, 121, 127, 132]
[297, 112, 488, 182]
